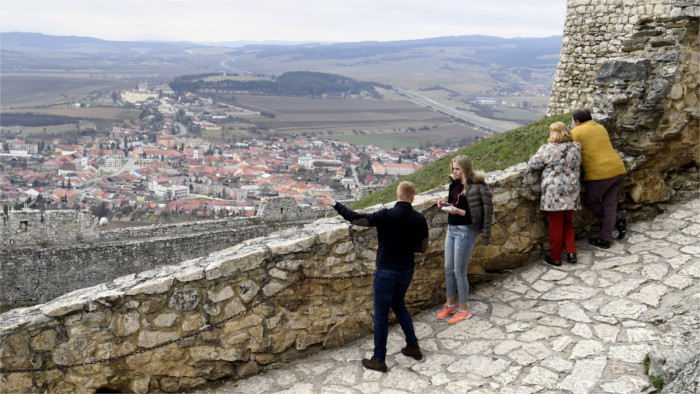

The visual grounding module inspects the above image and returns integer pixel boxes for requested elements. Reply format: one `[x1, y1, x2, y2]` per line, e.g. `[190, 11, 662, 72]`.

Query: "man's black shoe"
[567, 253, 578, 264]
[401, 345, 423, 360]
[616, 215, 628, 240]
[544, 255, 562, 267]
[362, 357, 387, 372]
[588, 236, 611, 249]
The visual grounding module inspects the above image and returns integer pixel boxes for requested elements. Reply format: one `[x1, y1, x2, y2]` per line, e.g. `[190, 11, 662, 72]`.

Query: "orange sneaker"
[437, 304, 457, 319]
[448, 309, 471, 324]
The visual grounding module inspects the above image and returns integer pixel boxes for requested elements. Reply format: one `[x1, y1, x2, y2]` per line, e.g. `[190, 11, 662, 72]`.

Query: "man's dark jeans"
[372, 268, 418, 361]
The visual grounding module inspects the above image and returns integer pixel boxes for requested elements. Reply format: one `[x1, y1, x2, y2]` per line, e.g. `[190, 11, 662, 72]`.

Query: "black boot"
[616, 215, 628, 240]
[567, 253, 577, 263]
[588, 236, 611, 249]
[362, 357, 387, 372]
[544, 254, 562, 266]
[401, 345, 423, 360]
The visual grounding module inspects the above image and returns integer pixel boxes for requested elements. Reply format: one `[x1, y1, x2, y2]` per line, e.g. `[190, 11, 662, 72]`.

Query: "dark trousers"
[547, 210, 576, 260]
[583, 173, 626, 242]
[372, 268, 418, 361]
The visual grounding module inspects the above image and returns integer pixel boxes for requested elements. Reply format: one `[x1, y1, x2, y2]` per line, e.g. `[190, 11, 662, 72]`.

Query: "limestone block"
[224, 298, 244, 318]
[111, 311, 140, 337]
[267, 231, 316, 255]
[52, 336, 91, 365]
[333, 241, 354, 255]
[137, 330, 179, 348]
[669, 83, 684, 99]
[168, 288, 201, 312]
[40, 298, 85, 317]
[237, 280, 261, 303]
[129, 374, 151, 394]
[182, 314, 206, 332]
[208, 286, 234, 303]
[295, 332, 324, 350]
[189, 346, 219, 362]
[219, 346, 248, 361]
[313, 221, 351, 245]
[174, 266, 204, 283]
[126, 277, 174, 296]
[269, 329, 298, 353]
[223, 314, 263, 334]
[30, 329, 58, 351]
[597, 57, 652, 82]
[154, 313, 179, 328]
[630, 175, 667, 203]
[205, 244, 267, 280]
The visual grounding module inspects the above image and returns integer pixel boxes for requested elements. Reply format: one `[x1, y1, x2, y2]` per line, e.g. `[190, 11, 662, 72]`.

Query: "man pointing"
[322, 181, 429, 372]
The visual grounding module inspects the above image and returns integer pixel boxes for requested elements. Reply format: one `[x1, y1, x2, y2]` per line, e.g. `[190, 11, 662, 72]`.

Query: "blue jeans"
[444, 224, 477, 304]
[372, 268, 418, 361]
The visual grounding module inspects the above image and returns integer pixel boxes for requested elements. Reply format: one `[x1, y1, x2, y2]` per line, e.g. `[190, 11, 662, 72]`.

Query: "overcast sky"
[1, 0, 567, 43]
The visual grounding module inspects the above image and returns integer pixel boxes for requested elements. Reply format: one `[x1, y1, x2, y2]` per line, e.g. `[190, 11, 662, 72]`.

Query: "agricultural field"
[232, 94, 460, 135]
[0, 74, 134, 109]
[493, 108, 542, 123]
[330, 122, 484, 149]
[328, 134, 422, 149]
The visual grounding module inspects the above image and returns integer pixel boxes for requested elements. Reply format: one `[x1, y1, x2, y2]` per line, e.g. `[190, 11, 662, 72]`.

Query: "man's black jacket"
[333, 201, 429, 270]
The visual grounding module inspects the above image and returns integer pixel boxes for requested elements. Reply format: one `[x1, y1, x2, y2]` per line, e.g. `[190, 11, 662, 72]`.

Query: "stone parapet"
[0, 163, 558, 393]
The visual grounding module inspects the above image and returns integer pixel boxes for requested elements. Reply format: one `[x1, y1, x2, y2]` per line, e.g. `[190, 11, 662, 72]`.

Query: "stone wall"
[0, 209, 100, 249]
[0, 165, 555, 393]
[1, 197, 321, 250]
[0, 198, 330, 309]
[548, 0, 674, 114]
[548, 0, 699, 210]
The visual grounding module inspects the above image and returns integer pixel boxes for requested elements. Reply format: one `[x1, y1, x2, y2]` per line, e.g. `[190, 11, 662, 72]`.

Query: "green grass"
[494, 108, 542, 122]
[352, 112, 572, 209]
[330, 134, 421, 149]
[643, 354, 664, 392]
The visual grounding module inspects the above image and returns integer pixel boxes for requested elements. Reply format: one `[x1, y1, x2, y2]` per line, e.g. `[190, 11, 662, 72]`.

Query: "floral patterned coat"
[528, 142, 582, 211]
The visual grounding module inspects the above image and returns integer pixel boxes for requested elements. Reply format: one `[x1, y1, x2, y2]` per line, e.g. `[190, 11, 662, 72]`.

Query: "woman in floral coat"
[528, 122, 582, 266]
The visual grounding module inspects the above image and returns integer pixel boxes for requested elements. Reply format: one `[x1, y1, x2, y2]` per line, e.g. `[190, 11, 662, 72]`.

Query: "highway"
[394, 88, 511, 134]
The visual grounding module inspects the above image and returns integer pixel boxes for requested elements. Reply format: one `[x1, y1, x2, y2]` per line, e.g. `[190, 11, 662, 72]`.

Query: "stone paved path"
[195, 197, 699, 393]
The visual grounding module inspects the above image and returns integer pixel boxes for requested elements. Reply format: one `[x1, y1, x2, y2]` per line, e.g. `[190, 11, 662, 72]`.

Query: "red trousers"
[547, 210, 576, 261]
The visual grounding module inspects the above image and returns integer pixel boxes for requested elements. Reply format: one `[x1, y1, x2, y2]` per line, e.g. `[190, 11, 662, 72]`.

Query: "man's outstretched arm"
[322, 196, 380, 227]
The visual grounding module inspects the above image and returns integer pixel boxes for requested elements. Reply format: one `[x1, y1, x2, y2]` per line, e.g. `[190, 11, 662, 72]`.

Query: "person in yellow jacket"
[572, 108, 628, 248]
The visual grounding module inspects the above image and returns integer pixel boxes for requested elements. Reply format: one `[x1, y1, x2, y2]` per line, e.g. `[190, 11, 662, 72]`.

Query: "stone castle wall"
[1, 209, 100, 248]
[0, 198, 329, 308]
[548, 0, 699, 209]
[548, 0, 674, 114]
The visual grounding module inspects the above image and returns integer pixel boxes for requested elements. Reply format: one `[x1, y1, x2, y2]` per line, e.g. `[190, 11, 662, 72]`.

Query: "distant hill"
[1, 32, 561, 69]
[169, 71, 390, 97]
[234, 35, 563, 68]
[0, 32, 191, 55]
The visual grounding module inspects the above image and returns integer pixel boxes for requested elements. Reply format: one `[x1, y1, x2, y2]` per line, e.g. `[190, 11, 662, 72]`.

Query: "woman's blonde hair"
[450, 155, 473, 194]
[548, 122, 573, 143]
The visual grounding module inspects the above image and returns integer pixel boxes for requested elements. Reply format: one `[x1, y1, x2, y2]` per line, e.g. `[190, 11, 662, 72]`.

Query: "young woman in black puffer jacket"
[436, 155, 493, 324]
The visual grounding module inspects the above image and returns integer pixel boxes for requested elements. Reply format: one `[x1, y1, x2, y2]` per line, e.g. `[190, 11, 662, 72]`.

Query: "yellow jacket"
[572, 120, 627, 181]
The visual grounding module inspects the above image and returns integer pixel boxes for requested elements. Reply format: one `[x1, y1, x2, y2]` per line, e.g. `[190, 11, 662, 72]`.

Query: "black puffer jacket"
[332, 201, 429, 270]
[446, 171, 493, 245]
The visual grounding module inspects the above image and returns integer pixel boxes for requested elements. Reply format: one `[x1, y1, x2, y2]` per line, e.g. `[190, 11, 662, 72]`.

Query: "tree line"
[0, 112, 88, 127]
[169, 71, 391, 97]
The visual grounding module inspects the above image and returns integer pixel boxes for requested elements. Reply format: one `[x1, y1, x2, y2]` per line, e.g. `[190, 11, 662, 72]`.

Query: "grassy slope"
[353, 112, 572, 209]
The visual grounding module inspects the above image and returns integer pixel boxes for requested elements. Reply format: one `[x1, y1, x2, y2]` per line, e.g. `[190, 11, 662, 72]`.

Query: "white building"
[298, 154, 314, 170]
